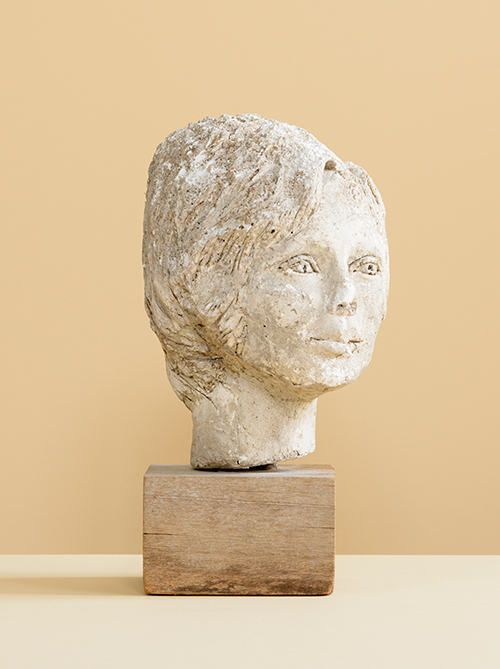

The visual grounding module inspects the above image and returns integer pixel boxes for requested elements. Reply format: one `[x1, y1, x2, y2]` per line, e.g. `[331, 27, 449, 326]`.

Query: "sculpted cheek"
[254, 285, 315, 330]
[355, 280, 387, 323]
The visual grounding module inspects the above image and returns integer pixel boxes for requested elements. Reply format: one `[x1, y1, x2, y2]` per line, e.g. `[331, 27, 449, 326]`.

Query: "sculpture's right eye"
[279, 255, 319, 274]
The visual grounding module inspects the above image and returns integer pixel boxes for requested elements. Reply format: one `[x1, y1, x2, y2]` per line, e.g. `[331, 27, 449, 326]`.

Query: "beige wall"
[1, 0, 499, 554]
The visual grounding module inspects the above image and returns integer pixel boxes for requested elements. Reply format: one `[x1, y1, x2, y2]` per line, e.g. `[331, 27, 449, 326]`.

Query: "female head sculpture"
[143, 114, 389, 469]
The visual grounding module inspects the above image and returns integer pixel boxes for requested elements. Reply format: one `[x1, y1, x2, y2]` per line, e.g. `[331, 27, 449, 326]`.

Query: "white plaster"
[143, 114, 389, 469]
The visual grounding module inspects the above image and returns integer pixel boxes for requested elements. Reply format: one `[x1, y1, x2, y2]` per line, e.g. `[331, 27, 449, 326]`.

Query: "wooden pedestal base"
[143, 464, 335, 596]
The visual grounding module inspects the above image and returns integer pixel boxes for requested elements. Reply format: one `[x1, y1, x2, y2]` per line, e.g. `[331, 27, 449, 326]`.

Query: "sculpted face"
[238, 176, 389, 397]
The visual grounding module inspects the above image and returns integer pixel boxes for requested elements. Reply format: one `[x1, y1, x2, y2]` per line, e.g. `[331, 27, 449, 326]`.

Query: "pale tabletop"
[0, 555, 499, 668]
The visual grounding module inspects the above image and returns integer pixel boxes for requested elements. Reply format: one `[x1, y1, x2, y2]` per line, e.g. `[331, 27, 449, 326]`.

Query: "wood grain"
[143, 464, 335, 596]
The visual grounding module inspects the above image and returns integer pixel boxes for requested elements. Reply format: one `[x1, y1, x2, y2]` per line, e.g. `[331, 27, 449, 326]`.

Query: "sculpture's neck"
[190, 374, 317, 469]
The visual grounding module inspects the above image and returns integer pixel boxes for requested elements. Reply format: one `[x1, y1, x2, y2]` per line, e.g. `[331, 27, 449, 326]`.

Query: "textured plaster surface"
[143, 114, 389, 469]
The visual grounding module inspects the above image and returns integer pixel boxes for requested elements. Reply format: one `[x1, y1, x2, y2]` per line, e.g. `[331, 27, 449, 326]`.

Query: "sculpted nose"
[328, 277, 357, 316]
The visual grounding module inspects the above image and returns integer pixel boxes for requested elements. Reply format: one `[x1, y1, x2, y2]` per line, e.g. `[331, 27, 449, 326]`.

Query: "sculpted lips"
[310, 337, 362, 357]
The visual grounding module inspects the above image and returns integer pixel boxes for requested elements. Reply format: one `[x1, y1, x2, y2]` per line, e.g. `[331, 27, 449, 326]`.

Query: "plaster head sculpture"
[143, 114, 389, 469]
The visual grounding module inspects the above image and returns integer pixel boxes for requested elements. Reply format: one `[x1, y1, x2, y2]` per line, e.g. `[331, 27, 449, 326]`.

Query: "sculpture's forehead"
[322, 197, 379, 231]
[290, 179, 386, 247]
[320, 174, 376, 215]
[279, 215, 388, 263]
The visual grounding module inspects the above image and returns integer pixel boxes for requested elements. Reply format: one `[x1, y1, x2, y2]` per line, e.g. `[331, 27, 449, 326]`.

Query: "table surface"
[0, 555, 499, 668]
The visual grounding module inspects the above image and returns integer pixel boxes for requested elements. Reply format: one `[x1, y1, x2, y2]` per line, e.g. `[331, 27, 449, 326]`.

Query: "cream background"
[1, 0, 499, 554]
[2, 556, 499, 668]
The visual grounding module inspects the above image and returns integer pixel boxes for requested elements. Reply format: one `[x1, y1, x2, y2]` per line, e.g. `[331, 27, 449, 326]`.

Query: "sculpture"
[143, 114, 389, 469]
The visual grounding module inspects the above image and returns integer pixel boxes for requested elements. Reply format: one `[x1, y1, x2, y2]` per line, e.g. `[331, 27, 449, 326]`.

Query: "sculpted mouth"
[310, 338, 362, 357]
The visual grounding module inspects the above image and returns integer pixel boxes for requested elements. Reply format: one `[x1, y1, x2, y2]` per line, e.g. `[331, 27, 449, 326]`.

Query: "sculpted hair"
[143, 114, 385, 406]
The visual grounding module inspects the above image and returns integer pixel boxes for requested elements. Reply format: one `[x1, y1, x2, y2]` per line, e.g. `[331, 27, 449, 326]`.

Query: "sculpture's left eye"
[350, 257, 381, 276]
[279, 255, 319, 275]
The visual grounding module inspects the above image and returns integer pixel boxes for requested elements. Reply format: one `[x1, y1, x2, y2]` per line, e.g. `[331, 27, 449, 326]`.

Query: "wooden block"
[143, 464, 335, 596]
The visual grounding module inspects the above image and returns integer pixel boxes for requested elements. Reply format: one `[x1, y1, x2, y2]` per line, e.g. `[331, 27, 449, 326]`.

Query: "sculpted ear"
[202, 291, 248, 357]
[219, 309, 247, 356]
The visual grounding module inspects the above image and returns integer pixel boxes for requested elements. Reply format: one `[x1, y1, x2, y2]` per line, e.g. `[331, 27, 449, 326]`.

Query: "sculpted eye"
[279, 255, 319, 274]
[350, 256, 381, 276]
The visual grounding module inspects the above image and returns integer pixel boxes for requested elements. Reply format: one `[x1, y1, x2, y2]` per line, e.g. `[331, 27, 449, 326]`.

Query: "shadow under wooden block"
[143, 464, 335, 596]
